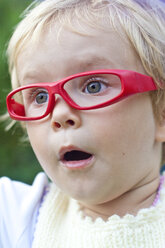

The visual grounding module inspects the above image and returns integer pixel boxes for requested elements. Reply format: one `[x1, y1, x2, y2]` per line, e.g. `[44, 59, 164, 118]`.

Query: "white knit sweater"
[32, 175, 165, 248]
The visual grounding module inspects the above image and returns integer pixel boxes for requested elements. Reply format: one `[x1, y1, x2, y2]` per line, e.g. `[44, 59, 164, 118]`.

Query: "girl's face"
[17, 23, 161, 205]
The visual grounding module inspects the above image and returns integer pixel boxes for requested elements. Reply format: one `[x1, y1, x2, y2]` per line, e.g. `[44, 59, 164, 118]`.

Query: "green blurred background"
[0, 0, 42, 184]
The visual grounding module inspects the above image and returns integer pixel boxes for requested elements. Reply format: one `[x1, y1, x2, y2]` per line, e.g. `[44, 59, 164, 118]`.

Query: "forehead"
[17, 21, 145, 84]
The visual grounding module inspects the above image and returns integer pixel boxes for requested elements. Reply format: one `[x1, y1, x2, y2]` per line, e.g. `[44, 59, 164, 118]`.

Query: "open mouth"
[59, 147, 94, 169]
[63, 150, 92, 162]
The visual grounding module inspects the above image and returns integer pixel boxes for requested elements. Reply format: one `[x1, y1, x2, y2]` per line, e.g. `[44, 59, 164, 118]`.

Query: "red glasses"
[6, 69, 157, 121]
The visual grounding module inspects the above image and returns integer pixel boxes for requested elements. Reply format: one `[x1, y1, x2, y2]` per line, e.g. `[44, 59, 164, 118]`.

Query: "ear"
[155, 110, 165, 142]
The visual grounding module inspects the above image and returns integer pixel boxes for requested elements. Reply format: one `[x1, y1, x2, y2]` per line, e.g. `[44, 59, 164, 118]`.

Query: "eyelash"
[25, 88, 48, 102]
[81, 77, 109, 93]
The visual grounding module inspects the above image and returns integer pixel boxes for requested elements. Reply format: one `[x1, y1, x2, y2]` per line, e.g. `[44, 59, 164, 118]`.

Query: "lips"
[59, 146, 94, 169]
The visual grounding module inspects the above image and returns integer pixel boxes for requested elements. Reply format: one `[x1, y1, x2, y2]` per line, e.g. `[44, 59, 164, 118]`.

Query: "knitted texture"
[32, 174, 165, 248]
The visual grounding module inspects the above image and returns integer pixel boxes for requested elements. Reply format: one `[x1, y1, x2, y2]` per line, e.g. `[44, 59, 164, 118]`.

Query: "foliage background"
[0, 0, 42, 184]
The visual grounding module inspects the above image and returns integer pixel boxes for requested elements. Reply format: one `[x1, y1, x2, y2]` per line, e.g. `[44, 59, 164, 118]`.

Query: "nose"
[51, 95, 81, 130]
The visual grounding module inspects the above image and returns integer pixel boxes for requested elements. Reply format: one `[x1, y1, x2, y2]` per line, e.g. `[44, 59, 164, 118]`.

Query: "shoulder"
[0, 172, 49, 248]
[0, 172, 49, 208]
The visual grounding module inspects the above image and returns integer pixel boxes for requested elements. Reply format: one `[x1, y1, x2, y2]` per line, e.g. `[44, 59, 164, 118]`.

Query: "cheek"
[26, 123, 51, 162]
[26, 124, 59, 181]
[85, 95, 156, 159]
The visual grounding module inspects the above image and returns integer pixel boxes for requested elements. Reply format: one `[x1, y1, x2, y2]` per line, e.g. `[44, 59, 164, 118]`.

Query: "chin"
[67, 189, 103, 205]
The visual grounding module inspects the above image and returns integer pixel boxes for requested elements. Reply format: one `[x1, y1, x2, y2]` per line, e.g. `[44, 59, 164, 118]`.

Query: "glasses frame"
[6, 69, 157, 121]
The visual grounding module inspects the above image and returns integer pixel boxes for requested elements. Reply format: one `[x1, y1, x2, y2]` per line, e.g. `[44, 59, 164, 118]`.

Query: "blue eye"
[35, 92, 49, 104]
[84, 80, 107, 94]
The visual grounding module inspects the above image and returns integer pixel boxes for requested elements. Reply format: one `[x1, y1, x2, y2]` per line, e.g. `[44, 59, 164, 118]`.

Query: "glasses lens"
[10, 87, 49, 118]
[64, 73, 122, 107]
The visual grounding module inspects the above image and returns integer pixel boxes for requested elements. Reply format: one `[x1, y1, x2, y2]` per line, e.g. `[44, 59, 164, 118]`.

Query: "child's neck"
[78, 176, 160, 221]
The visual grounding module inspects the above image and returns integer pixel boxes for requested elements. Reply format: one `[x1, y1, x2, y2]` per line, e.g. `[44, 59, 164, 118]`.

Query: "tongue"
[64, 150, 92, 161]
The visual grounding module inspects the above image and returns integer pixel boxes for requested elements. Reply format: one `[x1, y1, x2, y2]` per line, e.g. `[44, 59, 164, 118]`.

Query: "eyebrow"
[20, 55, 113, 84]
[76, 55, 114, 71]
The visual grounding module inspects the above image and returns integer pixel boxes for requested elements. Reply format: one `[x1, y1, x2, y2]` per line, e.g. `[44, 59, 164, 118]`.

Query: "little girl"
[1, 0, 165, 247]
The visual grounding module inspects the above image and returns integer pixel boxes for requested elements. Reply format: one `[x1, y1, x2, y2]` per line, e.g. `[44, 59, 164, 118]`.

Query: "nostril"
[53, 120, 74, 128]
[54, 122, 61, 128]
[66, 119, 75, 126]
